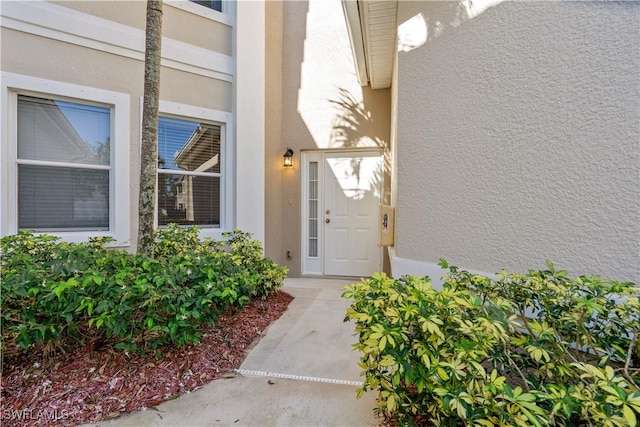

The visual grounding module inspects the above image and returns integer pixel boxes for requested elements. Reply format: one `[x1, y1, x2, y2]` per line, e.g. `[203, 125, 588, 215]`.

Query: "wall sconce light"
[283, 148, 294, 167]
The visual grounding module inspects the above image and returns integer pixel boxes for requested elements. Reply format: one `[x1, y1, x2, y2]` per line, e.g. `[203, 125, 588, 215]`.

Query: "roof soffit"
[342, 0, 397, 90]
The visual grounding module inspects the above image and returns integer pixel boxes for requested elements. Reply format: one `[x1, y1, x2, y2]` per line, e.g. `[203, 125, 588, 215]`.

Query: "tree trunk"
[137, 0, 163, 256]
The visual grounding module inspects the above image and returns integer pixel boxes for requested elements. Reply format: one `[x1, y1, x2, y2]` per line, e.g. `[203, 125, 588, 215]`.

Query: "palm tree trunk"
[137, 0, 163, 256]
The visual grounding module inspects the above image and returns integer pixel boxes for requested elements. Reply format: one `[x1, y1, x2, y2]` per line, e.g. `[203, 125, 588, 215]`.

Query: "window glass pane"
[19, 165, 109, 231]
[190, 0, 222, 12]
[158, 117, 221, 173]
[309, 239, 318, 258]
[309, 161, 318, 180]
[157, 116, 222, 228]
[18, 95, 110, 165]
[308, 161, 319, 257]
[309, 219, 317, 238]
[309, 180, 318, 200]
[309, 200, 317, 219]
[158, 174, 220, 227]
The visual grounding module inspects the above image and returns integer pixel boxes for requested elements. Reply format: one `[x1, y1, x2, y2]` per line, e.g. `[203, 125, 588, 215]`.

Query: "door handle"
[325, 218, 331, 223]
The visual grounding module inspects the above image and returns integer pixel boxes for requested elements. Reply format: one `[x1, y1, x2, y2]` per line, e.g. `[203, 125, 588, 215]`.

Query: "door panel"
[323, 151, 382, 277]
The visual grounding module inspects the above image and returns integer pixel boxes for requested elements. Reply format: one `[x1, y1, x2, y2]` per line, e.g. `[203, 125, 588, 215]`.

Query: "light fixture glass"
[283, 148, 294, 167]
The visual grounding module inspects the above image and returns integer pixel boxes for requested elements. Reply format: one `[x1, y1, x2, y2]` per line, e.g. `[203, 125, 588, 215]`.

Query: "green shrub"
[224, 229, 288, 299]
[343, 261, 640, 427]
[1, 226, 288, 355]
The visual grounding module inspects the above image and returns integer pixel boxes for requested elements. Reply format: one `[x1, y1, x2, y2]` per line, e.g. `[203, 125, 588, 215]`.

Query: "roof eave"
[341, 0, 397, 90]
[341, 0, 369, 87]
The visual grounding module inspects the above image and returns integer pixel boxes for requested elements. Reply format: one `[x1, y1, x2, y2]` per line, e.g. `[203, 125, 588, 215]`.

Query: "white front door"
[302, 150, 382, 277]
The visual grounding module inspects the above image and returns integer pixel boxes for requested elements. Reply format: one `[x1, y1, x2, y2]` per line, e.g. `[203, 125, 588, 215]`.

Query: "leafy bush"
[343, 261, 640, 427]
[1, 225, 288, 355]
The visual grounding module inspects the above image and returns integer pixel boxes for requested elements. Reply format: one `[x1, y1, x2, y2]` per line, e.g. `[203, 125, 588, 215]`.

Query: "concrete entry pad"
[89, 278, 380, 427]
[240, 278, 365, 382]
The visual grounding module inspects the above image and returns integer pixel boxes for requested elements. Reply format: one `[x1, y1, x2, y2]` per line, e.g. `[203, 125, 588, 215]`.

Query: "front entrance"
[301, 150, 382, 277]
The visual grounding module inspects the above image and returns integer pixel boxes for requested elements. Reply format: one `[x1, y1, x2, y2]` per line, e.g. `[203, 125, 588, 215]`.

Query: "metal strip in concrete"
[235, 369, 363, 387]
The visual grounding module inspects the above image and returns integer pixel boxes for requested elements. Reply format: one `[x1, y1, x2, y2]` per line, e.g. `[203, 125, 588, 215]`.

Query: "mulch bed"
[1, 291, 294, 427]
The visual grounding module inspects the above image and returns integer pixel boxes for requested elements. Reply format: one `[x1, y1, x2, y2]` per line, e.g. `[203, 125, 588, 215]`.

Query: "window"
[301, 152, 323, 275]
[153, 100, 232, 238]
[308, 162, 319, 257]
[157, 116, 222, 228]
[189, 0, 222, 12]
[17, 96, 110, 231]
[1, 73, 130, 244]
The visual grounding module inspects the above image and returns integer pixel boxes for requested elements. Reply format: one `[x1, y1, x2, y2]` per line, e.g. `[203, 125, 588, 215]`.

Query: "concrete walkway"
[89, 278, 381, 427]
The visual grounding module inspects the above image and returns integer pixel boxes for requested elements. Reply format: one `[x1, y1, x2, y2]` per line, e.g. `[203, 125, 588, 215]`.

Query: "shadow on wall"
[328, 87, 391, 204]
[265, 0, 312, 275]
[398, 0, 504, 53]
[328, 88, 386, 149]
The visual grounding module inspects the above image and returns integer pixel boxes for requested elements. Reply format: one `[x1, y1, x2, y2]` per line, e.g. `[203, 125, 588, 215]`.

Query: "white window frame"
[1, 72, 130, 245]
[155, 100, 234, 241]
[301, 151, 325, 275]
[166, 0, 234, 26]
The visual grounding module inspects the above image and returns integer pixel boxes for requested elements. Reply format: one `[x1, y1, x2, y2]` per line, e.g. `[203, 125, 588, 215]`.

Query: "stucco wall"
[265, 0, 285, 262]
[265, 0, 391, 275]
[1, 1, 238, 248]
[394, 1, 640, 282]
[52, 1, 233, 55]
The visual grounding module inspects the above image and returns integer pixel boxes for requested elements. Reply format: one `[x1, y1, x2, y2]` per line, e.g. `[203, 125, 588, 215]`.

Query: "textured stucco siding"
[1, 2, 234, 249]
[1, 28, 232, 112]
[265, 0, 391, 275]
[265, 0, 285, 264]
[394, 1, 640, 282]
[52, 0, 233, 55]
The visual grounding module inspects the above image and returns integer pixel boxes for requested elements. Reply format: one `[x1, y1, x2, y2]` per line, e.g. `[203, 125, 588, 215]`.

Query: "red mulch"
[1, 291, 294, 427]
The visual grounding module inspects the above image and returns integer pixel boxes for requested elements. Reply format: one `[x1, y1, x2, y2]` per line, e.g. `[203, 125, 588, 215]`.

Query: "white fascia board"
[0, 0, 233, 82]
[341, 0, 369, 87]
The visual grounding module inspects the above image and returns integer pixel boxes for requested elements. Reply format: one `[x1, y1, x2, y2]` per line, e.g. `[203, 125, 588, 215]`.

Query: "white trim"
[0, 0, 233, 82]
[341, 0, 369, 86]
[301, 152, 324, 275]
[159, 100, 232, 124]
[0, 72, 131, 246]
[387, 247, 552, 320]
[157, 100, 234, 241]
[234, 0, 265, 244]
[388, 246, 497, 290]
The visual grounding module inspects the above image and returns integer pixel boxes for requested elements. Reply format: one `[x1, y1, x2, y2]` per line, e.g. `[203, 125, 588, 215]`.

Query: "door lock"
[325, 218, 331, 223]
[326, 210, 331, 214]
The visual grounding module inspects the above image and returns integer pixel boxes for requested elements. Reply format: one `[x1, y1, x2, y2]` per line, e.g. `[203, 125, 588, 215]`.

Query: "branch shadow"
[328, 87, 391, 205]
